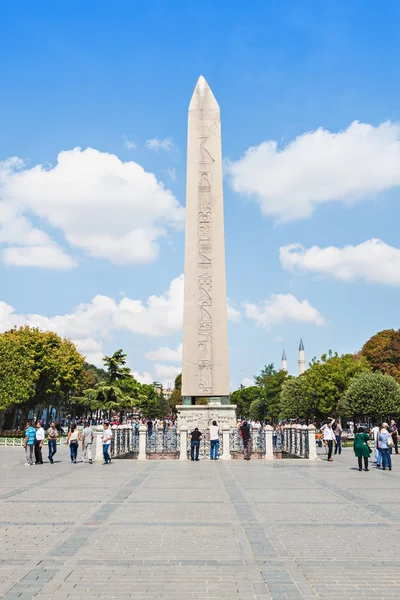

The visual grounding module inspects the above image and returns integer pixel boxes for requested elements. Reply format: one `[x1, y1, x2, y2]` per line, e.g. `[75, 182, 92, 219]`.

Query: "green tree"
[139, 384, 168, 419]
[231, 385, 261, 418]
[360, 329, 400, 383]
[169, 373, 182, 414]
[249, 397, 268, 421]
[0, 329, 36, 429]
[79, 349, 140, 415]
[280, 377, 310, 419]
[304, 351, 370, 418]
[254, 363, 288, 420]
[339, 371, 400, 418]
[0, 327, 85, 430]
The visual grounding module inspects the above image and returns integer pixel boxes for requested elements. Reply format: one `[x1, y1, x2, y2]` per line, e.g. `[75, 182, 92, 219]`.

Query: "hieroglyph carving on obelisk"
[182, 76, 230, 400]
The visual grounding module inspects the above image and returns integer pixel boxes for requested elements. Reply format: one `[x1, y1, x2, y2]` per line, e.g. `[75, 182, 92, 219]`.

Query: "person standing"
[333, 420, 343, 455]
[47, 421, 58, 464]
[147, 419, 153, 437]
[390, 420, 398, 455]
[209, 421, 219, 460]
[353, 427, 371, 471]
[371, 423, 381, 467]
[34, 421, 45, 464]
[323, 421, 335, 462]
[190, 427, 202, 461]
[240, 421, 252, 461]
[102, 422, 113, 464]
[24, 421, 36, 465]
[379, 423, 393, 471]
[82, 422, 94, 464]
[67, 424, 80, 463]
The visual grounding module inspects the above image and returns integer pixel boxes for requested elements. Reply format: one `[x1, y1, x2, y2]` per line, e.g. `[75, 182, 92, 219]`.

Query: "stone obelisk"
[181, 76, 230, 405]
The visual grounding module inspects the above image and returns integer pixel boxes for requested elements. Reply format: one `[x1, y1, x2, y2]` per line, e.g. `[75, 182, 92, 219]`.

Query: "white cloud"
[280, 239, 400, 286]
[153, 364, 181, 380]
[146, 137, 175, 152]
[0, 275, 184, 367]
[124, 140, 136, 151]
[3, 245, 77, 270]
[145, 343, 182, 362]
[241, 377, 254, 387]
[227, 120, 400, 222]
[0, 147, 184, 267]
[131, 370, 154, 385]
[164, 167, 177, 181]
[244, 294, 325, 329]
[227, 299, 241, 323]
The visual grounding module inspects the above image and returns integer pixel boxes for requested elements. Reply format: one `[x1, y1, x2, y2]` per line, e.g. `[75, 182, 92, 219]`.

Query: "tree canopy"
[339, 371, 400, 418]
[169, 373, 182, 414]
[0, 326, 85, 429]
[360, 329, 400, 383]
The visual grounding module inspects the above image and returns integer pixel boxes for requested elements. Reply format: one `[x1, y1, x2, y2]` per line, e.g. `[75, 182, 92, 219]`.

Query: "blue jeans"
[48, 439, 57, 462]
[191, 440, 200, 460]
[210, 439, 219, 459]
[381, 448, 392, 469]
[334, 435, 342, 455]
[69, 441, 78, 462]
[103, 443, 111, 463]
[375, 446, 381, 466]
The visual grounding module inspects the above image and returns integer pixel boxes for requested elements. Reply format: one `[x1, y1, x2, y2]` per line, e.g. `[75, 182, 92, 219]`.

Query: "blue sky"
[1, 0, 400, 389]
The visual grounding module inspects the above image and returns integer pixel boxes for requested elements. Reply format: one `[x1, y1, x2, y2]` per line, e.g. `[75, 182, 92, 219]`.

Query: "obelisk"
[181, 76, 230, 404]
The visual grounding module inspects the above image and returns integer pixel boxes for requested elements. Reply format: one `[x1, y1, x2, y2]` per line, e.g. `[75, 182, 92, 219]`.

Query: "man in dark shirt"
[190, 427, 202, 461]
[240, 421, 252, 461]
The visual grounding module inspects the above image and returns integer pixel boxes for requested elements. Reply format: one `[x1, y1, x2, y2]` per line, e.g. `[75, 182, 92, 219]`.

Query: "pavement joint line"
[288, 464, 400, 523]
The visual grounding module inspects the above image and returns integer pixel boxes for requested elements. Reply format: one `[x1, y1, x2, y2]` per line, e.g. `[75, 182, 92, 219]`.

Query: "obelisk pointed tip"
[189, 75, 219, 111]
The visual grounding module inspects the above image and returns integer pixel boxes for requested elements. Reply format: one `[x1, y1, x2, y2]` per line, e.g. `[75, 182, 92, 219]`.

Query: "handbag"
[388, 435, 395, 448]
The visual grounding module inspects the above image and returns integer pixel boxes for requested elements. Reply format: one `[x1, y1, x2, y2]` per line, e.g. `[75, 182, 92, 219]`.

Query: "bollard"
[179, 427, 188, 460]
[138, 424, 147, 460]
[264, 425, 274, 460]
[94, 432, 104, 463]
[308, 424, 318, 460]
[222, 427, 231, 460]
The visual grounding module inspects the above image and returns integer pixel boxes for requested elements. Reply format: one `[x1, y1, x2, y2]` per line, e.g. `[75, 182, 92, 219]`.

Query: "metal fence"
[109, 427, 138, 458]
[185, 430, 223, 460]
[229, 427, 265, 456]
[283, 426, 309, 458]
[146, 428, 180, 458]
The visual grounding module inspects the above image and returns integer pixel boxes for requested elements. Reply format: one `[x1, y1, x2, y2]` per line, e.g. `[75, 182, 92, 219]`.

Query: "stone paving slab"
[1, 445, 400, 599]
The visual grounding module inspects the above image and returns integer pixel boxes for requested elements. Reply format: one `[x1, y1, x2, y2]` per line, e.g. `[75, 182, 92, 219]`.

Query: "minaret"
[181, 76, 229, 403]
[281, 349, 287, 372]
[298, 338, 306, 375]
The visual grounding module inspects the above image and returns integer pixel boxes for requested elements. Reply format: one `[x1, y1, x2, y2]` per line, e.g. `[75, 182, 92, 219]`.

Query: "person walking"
[209, 421, 219, 460]
[240, 421, 252, 461]
[323, 420, 335, 462]
[371, 423, 381, 467]
[34, 421, 45, 464]
[333, 420, 343, 455]
[390, 420, 398, 455]
[379, 423, 393, 471]
[67, 424, 80, 464]
[190, 427, 202, 461]
[353, 427, 371, 471]
[47, 421, 58, 464]
[82, 422, 94, 464]
[102, 422, 113, 464]
[24, 421, 36, 465]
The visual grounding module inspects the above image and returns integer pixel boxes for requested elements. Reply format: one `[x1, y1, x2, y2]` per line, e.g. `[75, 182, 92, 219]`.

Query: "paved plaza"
[1, 446, 400, 600]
